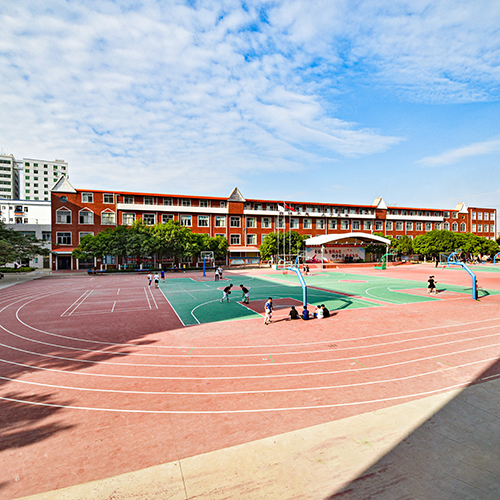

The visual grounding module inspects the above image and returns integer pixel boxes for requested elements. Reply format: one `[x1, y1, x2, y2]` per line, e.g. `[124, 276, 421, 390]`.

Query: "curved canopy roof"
[304, 232, 391, 246]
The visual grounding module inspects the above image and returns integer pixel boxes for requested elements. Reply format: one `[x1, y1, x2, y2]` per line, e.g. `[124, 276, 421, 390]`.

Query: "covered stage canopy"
[304, 232, 391, 246]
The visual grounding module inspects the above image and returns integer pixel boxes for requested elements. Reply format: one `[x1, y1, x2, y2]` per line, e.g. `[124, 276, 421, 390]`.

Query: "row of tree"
[383, 230, 499, 259]
[72, 220, 228, 265]
[0, 222, 50, 267]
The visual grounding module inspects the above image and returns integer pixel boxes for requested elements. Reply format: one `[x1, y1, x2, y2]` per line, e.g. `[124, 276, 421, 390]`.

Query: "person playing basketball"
[264, 297, 273, 325]
[221, 283, 233, 302]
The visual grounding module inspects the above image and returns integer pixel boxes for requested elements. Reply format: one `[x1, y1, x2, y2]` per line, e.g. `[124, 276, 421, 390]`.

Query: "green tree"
[259, 231, 307, 260]
[0, 222, 50, 266]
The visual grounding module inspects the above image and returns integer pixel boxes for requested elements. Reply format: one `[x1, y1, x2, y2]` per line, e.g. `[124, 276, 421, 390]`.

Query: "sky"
[1, 0, 500, 213]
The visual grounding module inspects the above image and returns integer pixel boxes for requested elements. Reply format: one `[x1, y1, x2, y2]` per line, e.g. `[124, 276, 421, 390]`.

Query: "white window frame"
[81, 192, 93, 203]
[57, 232, 72, 245]
[101, 211, 116, 225]
[214, 216, 226, 227]
[79, 231, 94, 242]
[230, 216, 241, 228]
[79, 209, 94, 225]
[246, 234, 257, 246]
[230, 234, 241, 245]
[103, 194, 114, 204]
[122, 213, 135, 225]
[143, 213, 155, 225]
[180, 215, 192, 227]
[246, 217, 257, 228]
[198, 215, 210, 227]
[162, 214, 174, 223]
[56, 208, 72, 224]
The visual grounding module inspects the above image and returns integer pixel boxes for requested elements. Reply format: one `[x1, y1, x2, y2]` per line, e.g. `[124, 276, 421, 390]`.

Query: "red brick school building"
[50, 178, 497, 270]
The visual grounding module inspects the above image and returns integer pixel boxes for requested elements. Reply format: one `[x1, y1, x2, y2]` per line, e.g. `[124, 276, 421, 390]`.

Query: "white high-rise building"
[0, 153, 21, 199]
[23, 158, 68, 201]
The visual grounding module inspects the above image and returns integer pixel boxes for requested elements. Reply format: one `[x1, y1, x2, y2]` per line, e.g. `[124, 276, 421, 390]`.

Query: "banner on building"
[305, 245, 365, 263]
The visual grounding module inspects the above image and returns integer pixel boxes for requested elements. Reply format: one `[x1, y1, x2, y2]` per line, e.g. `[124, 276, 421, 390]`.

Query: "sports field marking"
[2, 319, 499, 371]
[0, 354, 494, 397]
[61, 289, 93, 317]
[6, 287, 500, 350]
[158, 287, 185, 326]
[0, 378, 483, 414]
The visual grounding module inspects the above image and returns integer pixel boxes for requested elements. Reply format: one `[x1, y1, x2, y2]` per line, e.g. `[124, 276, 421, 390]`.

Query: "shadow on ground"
[326, 358, 500, 500]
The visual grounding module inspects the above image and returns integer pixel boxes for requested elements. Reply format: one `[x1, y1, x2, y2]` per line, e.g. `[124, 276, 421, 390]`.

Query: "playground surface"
[1, 263, 500, 499]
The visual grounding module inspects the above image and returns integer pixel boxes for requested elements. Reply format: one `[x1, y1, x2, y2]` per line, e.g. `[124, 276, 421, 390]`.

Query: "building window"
[246, 217, 257, 228]
[262, 217, 272, 228]
[478, 212, 483, 220]
[364, 221, 372, 231]
[198, 215, 209, 227]
[341, 219, 349, 230]
[79, 232, 93, 242]
[396, 222, 403, 231]
[491, 213, 495, 221]
[478, 224, 482, 232]
[230, 216, 241, 228]
[425, 223, 432, 231]
[180, 215, 191, 226]
[182, 199, 191, 207]
[303, 219, 312, 229]
[277, 218, 285, 229]
[291, 218, 299, 229]
[266, 204, 274, 211]
[451, 222, 457, 232]
[42, 231, 51, 241]
[144, 197, 154, 205]
[79, 209, 94, 224]
[316, 219, 325, 229]
[124, 196, 134, 204]
[375, 221, 383, 231]
[122, 213, 135, 225]
[56, 232, 72, 245]
[444, 222, 449, 230]
[435, 223, 441, 230]
[199, 200, 209, 208]
[328, 219, 337, 230]
[352, 220, 360, 230]
[56, 209, 72, 224]
[246, 234, 257, 245]
[406, 222, 413, 231]
[230, 234, 241, 245]
[101, 212, 116, 225]
[103, 194, 114, 204]
[214, 216, 226, 227]
[443, 211, 449, 218]
[484, 212, 489, 221]
[416, 222, 422, 231]
[82, 192, 93, 203]
[163, 198, 173, 206]
[471, 212, 476, 220]
[386, 221, 393, 231]
[460, 223, 466, 232]
[143, 214, 155, 225]
[162, 214, 174, 223]
[491, 225, 495, 233]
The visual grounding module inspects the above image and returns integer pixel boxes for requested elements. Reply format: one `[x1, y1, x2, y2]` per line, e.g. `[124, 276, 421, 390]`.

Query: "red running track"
[1, 270, 500, 498]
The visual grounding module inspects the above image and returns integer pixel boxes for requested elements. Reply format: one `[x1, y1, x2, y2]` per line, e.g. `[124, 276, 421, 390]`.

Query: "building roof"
[51, 176, 77, 194]
[304, 232, 391, 246]
[228, 187, 246, 202]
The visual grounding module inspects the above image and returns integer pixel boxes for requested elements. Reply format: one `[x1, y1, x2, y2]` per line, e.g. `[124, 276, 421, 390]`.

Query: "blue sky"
[1, 0, 500, 213]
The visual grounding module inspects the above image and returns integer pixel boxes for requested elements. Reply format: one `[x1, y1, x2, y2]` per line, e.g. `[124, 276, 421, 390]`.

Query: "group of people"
[263, 299, 331, 324]
[147, 270, 166, 288]
[221, 284, 250, 303]
[214, 266, 224, 281]
[288, 304, 330, 320]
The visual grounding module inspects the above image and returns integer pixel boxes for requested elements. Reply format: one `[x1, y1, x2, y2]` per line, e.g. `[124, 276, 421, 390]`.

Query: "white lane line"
[111, 301, 116, 313]
[148, 287, 158, 309]
[0, 333, 499, 375]
[144, 287, 152, 309]
[158, 287, 185, 326]
[8, 288, 500, 350]
[60, 290, 90, 317]
[0, 355, 496, 396]
[117, 288, 120, 295]
[0, 381, 474, 414]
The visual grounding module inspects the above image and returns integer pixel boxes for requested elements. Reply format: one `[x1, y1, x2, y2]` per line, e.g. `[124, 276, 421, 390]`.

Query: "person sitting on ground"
[301, 307, 310, 320]
[314, 305, 324, 319]
[289, 305, 299, 320]
[321, 304, 330, 318]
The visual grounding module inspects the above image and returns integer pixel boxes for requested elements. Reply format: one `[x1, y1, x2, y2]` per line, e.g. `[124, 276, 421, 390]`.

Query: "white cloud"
[418, 138, 500, 167]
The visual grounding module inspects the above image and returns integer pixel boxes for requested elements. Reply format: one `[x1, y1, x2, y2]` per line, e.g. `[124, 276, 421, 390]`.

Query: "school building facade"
[50, 178, 497, 270]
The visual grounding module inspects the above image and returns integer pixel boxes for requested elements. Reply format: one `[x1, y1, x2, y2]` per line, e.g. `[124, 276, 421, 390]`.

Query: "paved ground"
[1, 264, 499, 500]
